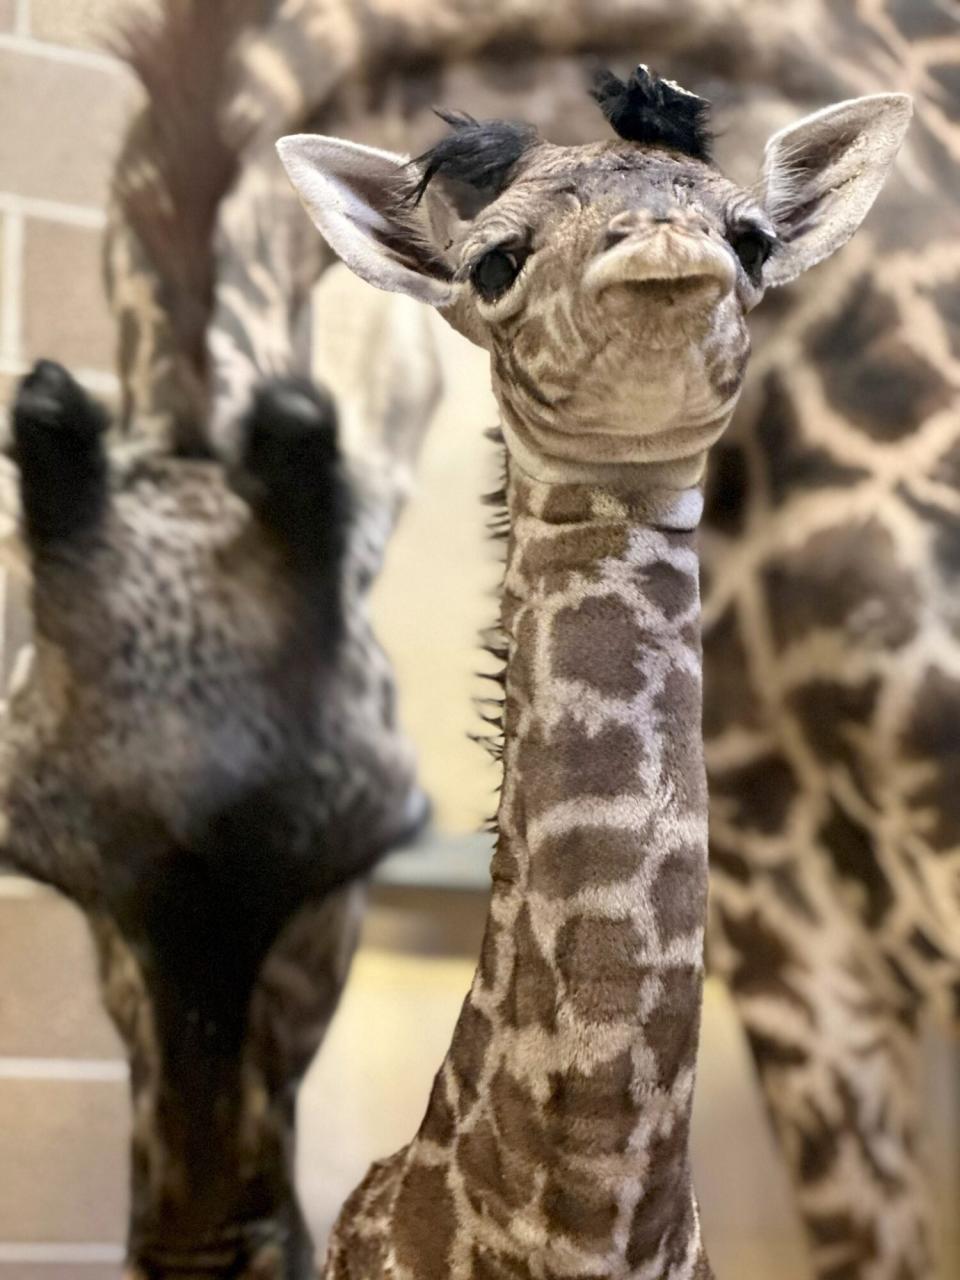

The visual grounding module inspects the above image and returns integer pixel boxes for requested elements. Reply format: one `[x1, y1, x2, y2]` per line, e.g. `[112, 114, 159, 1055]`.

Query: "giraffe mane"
[107, 0, 275, 445]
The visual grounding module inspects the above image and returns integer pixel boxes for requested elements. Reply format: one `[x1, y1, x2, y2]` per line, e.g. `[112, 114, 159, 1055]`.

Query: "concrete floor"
[1, 872, 957, 1279]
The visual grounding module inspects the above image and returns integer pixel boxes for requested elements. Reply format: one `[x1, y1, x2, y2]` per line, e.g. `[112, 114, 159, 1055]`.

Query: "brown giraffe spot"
[930, 63, 960, 122]
[908, 767, 960, 854]
[555, 915, 645, 1023]
[530, 824, 639, 899]
[762, 520, 919, 652]
[721, 906, 814, 1021]
[709, 838, 751, 884]
[520, 525, 631, 584]
[499, 904, 558, 1030]
[625, 1127, 695, 1270]
[755, 370, 870, 504]
[819, 800, 892, 928]
[768, 863, 820, 925]
[521, 714, 646, 820]
[836, 1073, 908, 1194]
[489, 1064, 551, 1165]
[470, 1246, 529, 1280]
[392, 58, 444, 120]
[788, 677, 880, 781]
[711, 751, 798, 835]
[902, 669, 960, 850]
[885, 952, 923, 1004]
[924, 494, 960, 589]
[491, 834, 522, 884]
[419, 1071, 456, 1146]
[702, 603, 764, 739]
[703, 440, 749, 536]
[708, 338, 749, 403]
[478, 919, 502, 989]
[537, 485, 594, 523]
[798, 1097, 841, 1183]
[449, 1002, 493, 1114]
[475, 49, 541, 93]
[551, 593, 645, 696]
[680, 619, 701, 655]
[457, 1117, 529, 1226]
[393, 1163, 456, 1280]
[888, 0, 959, 38]
[747, 1026, 809, 1069]
[643, 965, 702, 1085]
[903, 668, 960, 759]
[929, 277, 960, 363]
[808, 274, 952, 440]
[504, 606, 537, 714]
[909, 927, 945, 964]
[542, 1165, 619, 1242]
[807, 1211, 880, 1274]
[641, 560, 696, 620]
[545, 1047, 638, 1156]
[655, 666, 707, 810]
[650, 850, 707, 944]
[512, 313, 549, 362]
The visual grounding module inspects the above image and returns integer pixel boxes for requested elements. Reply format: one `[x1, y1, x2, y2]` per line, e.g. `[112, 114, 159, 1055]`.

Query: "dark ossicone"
[591, 65, 714, 162]
[13, 360, 109, 546]
[410, 109, 537, 204]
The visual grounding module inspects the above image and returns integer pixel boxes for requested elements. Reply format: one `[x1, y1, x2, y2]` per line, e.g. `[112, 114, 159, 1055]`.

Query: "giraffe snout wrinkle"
[603, 206, 710, 254]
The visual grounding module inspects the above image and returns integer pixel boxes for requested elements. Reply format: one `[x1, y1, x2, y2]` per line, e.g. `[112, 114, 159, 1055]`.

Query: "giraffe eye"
[470, 248, 526, 302]
[730, 227, 775, 284]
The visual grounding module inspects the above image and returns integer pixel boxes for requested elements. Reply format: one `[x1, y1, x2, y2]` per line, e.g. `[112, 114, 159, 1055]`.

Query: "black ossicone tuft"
[13, 360, 109, 547]
[410, 110, 536, 205]
[590, 65, 713, 162]
[234, 377, 352, 644]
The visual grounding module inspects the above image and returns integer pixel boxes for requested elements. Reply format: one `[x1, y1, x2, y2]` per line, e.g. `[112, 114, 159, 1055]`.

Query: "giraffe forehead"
[514, 139, 734, 201]
[463, 142, 745, 255]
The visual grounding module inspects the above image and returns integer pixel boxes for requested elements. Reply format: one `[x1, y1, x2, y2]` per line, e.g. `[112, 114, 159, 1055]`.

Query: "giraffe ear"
[277, 134, 457, 308]
[758, 93, 912, 288]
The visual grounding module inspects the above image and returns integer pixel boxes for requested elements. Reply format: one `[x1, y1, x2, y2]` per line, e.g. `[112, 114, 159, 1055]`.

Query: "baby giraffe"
[280, 68, 909, 1280]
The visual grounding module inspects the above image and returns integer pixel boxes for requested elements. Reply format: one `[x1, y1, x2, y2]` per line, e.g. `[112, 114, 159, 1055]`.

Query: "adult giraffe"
[0, 2, 440, 1275]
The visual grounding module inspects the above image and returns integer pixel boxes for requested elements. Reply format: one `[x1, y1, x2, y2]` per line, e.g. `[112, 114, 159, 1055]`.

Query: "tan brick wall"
[0, 13, 135, 1269]
[0, 0, 134, 421]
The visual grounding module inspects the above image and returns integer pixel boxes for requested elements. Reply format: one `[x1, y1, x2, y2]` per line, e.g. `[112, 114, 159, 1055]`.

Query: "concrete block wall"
[0, 0, 133, 423]
[0, 8, 132, 1272]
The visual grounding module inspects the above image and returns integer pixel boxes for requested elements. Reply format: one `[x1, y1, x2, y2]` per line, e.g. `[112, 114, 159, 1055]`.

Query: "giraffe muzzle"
[584, 226, 735, 300]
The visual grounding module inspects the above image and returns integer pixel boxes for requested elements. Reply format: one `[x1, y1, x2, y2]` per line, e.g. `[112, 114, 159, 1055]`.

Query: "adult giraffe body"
[0, 3, 441, 1276]
[239, 4, 958, 1274]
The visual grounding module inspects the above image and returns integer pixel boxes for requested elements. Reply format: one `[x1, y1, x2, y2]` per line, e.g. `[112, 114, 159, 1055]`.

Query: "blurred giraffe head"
[0, 306, 439, 1277]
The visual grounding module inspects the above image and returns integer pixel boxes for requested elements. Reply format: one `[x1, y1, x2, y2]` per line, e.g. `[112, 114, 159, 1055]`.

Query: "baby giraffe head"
[279, 66, 910, 483]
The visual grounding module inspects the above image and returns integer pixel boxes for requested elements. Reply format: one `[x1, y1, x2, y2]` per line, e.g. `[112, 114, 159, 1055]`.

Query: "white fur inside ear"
[760, 93, 912, 287]
[276, 134, 454, 307]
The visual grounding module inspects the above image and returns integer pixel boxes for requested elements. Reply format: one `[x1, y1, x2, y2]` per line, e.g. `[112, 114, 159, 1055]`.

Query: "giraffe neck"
[401, 460, 712, 1278]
